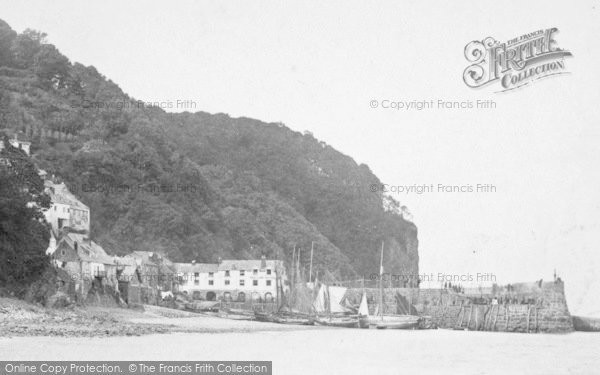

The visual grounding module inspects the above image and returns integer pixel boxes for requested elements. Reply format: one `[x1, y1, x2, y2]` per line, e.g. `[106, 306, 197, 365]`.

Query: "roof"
[218, 259, 284, 272]
[44, 181, 89, 211]
[174, 263, 218, 274]
[115, 257, 140, 277]
[60, 232, 115, 265]
[9, 132, 32, 143]
[130, 251, 158, 266]
[159, 263, 175, 274]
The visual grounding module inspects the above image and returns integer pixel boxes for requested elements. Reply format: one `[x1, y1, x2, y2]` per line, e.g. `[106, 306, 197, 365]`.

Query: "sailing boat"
[254, 247, 314, 325]
[373, 241, 420, 329]
[313, 283, 359, 328]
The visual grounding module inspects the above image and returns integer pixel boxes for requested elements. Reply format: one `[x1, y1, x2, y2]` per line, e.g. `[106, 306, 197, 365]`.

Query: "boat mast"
[309, 241, 314, 283]
[291, 245, 296, 290]
[380, 241, 384, 321]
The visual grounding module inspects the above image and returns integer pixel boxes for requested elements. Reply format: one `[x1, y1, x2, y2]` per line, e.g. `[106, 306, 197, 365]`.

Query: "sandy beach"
[0, 298, 313, 337]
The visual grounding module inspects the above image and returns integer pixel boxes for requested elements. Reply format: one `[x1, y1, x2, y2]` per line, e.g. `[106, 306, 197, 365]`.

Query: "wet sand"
[0, 298, 312, 337]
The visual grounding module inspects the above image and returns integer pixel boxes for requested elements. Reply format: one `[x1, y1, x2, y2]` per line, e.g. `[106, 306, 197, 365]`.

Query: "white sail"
[329, 286, 348, 313]
[313, 284, 328, 313]
[358, 292, 369, 316]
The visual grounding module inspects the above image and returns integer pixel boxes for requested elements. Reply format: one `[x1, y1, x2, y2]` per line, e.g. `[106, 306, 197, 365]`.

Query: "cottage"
[50, 232, 118, 297]
[43, 180, 90, 235]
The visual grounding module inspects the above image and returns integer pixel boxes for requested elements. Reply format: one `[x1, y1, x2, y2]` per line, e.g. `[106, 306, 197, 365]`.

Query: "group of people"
[443, 282, 464, 293]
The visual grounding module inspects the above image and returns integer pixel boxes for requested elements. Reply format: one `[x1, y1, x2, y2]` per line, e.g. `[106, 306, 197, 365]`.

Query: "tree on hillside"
[10, 29, 47, 69]
[0, 19, 17, 67]
[33, 44, 71, 89]
[0, 136, 51, 288]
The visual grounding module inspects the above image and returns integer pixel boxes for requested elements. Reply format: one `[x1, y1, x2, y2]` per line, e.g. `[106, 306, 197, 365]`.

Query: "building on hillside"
[8, 133, 31, 156]
[175, 256, 288, 302]
[49, 232, 118, 297]
[0, 133, 31, 156]
[43, 180, 90, 235]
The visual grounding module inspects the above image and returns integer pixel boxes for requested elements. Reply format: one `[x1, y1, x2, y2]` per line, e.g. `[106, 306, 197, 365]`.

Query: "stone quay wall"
[344, 280, 573, 333]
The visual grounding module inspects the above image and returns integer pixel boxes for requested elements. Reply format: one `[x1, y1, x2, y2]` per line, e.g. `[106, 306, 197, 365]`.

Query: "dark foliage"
[0, 136, 51, 288]
[0, 21, 418, 279]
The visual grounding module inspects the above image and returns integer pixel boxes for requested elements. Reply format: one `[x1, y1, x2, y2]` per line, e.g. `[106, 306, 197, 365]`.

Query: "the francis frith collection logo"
[463, 28, 572, 92]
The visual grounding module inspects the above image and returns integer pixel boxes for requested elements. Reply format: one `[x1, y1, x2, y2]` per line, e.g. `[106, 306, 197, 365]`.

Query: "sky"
[1, 0, 598, 315]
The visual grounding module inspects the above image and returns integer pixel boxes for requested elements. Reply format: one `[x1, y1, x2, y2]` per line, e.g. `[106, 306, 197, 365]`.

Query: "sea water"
[1, 329, 599, 375]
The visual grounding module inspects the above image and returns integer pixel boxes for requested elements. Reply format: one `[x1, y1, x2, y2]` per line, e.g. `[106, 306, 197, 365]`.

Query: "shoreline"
[0, 298, 314, 338]
[1, 297, 597, 338]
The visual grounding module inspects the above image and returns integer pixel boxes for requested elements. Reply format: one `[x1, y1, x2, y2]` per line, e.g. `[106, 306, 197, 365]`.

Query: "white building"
[9, 134, 31, 156]
[175, 257, 288, 302]
[43, 181, 90, 235]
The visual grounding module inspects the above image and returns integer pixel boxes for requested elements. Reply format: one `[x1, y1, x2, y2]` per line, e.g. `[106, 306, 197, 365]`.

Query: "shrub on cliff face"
[0, 136, 51, 291]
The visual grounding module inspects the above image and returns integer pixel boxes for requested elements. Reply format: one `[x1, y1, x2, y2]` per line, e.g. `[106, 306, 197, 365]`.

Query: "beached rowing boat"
[373, 315, 420, 329]
[314, 316, 359, 328]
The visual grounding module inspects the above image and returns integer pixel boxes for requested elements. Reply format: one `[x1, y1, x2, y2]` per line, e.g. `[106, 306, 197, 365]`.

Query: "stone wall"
[345, 280, 573, 333]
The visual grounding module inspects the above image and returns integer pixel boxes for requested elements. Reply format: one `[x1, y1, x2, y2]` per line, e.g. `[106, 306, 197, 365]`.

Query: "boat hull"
[369, 315, 420, 329]
[375, 321, 419, 329]
[254, 311, 314, 325]
[314, 317, 359, 328]
[358, 315, 370, 329]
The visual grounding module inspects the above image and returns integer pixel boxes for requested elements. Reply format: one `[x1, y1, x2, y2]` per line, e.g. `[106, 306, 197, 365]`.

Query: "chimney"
[261, 255, 267, 269]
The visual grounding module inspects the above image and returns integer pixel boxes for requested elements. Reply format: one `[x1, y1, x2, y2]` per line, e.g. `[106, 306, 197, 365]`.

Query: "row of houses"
[40, 172, 287, 305]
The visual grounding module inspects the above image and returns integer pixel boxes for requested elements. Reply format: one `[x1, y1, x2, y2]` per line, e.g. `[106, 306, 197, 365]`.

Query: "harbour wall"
[344, 280, 573, 333]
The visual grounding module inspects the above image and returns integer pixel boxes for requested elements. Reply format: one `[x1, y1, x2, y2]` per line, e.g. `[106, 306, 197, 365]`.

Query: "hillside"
[0, 20, 418, 280]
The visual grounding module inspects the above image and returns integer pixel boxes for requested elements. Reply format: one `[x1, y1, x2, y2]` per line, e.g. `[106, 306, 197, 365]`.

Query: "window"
[240, 270, 245, 276]
[253, 280, 258, 286]
[194, 279, 199, 285]
[208, 272, 214, 277]
[225, 270, 230, 277]
[266, 269, 272, 275]
[208, 280, 214, 286]
[253, 269, 258, 275]
[266, 280, 272, 286]
[225, 280, 230, 285]
[240, 280, 245, 286]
